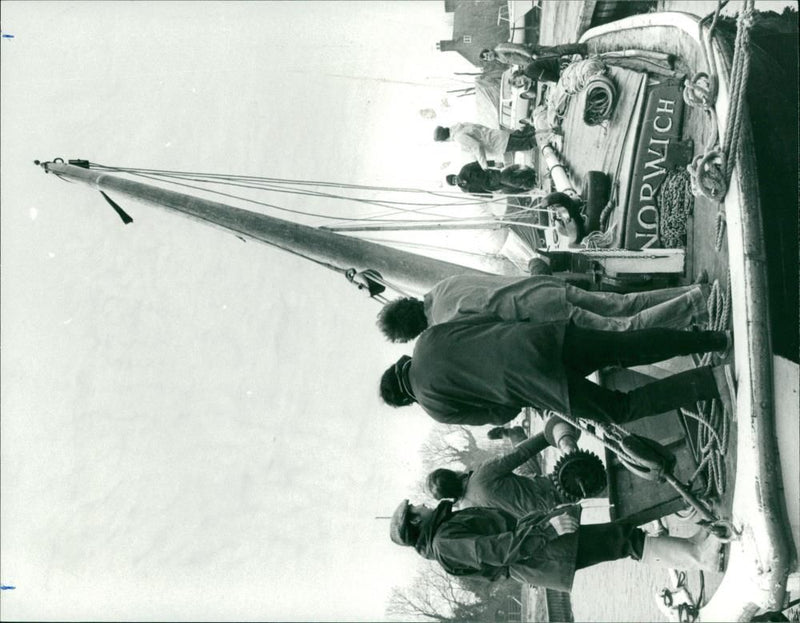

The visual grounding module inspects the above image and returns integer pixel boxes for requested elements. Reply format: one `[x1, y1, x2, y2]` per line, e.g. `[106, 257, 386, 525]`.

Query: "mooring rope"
[685, 0, 755, 214]
[681, 273, 732, 498]
[680, 10, 754, 511]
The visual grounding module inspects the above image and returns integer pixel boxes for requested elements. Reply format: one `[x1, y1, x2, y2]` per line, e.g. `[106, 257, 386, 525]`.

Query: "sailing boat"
[514, 4, 798, 621]
[34, 6, 797, 621]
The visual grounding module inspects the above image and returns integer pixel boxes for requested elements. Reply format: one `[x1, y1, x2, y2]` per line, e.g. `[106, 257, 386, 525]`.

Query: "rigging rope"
[86, 161, 524, 298]
[89, 161, 543, 228]
[685, 0, 755, 218]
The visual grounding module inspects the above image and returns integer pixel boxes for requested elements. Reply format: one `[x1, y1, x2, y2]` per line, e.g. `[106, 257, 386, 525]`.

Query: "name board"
[624, 82, 685, 249]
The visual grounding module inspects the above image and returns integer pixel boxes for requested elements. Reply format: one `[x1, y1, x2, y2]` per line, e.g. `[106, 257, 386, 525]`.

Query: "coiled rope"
[681, 273, 732, 499]
[583, 75, 617, 126]
[545, 57, 609, 129]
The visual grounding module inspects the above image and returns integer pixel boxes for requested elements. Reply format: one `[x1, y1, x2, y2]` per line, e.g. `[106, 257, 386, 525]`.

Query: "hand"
[549, 513, 579, 535]
[487, 427, 507, 440]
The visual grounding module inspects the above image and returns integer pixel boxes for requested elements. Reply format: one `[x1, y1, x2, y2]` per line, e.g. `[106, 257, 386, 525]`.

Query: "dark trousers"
[523, 57, 563, 83]
[575, 523, 645, 569]
[506, 128, 537, 153]
[562, 325, 726, 424]
[499, 165, 537, 191]
[534, 43, 589, 58]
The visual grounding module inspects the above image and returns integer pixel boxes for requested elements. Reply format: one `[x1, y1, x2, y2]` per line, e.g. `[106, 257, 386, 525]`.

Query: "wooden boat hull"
[577, 11, 797, 620]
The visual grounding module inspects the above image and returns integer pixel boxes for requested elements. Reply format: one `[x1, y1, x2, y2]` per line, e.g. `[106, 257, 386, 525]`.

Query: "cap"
[389, 499, 412, 546]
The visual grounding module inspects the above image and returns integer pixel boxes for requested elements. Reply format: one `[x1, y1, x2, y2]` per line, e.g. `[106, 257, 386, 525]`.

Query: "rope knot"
[739, 8, 755, 29]
[683, 72, 717, 109]
[688, 151, 727, 200]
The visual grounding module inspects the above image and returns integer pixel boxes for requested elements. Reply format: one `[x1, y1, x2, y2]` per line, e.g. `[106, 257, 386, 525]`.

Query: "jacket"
[423, 274, 570, 327]
[417, 501, 582, 592]
[460, 434, 564, 517]
[456, 161, 504, 196]
[449, 122, 511, 169]
[409, 315, 570, 425]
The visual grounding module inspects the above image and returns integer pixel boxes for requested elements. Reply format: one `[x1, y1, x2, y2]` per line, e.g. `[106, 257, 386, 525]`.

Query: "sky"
[0, 2, 483, 620]
[4, 2, 797, 622]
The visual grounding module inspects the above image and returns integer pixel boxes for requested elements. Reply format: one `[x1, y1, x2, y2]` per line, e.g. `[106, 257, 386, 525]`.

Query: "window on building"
[463, 35, 472, 43]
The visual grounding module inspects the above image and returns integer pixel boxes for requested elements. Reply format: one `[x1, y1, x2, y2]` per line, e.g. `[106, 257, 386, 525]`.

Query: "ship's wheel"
[550, 449, 607, 501]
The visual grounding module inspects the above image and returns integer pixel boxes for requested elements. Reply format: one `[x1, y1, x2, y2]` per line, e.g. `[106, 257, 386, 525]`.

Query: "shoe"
[690, 285, 711, 328]
[694, 269, 709, 285]
[641, 534, 727, 572]
[711, 364, 736, 419]
[715, 330, 733, 364]
[527, 257, 553, 275]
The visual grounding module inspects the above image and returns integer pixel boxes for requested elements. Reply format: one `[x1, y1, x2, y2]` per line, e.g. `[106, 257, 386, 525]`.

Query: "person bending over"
[378, 315, 732, 427]
[425, 431, 563, 518]
[376, 273, 709, 342]
[434, 122, 536, 170]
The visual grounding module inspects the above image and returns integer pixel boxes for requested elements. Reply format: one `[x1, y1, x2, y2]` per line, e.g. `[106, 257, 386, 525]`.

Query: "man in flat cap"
[388, 498, 725, 592]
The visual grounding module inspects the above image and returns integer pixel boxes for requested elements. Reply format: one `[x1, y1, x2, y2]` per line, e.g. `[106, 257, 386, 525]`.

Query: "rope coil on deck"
[545, 57, 609, 129]
[681, 275, 732, 499]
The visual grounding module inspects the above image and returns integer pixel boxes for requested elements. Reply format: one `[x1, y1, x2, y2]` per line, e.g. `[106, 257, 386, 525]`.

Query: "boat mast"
[37, 160, 525, 294]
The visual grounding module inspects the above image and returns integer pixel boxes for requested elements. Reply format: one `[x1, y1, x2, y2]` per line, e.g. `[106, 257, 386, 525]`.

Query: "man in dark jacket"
[389, 499, 724, 592]
[480, 42, 589, 67]
[446, 161, 538, 197]
[379, 316, 732, 427]
[426, 432, 563, 518]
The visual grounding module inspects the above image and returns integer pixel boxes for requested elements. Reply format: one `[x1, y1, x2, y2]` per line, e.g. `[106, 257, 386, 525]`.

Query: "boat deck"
[515, 2, 797, 620]
[522, 10, 799, 615]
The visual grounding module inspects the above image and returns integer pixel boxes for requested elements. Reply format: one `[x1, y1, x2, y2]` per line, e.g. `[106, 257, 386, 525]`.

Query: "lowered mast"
[37, 160, 525, 294]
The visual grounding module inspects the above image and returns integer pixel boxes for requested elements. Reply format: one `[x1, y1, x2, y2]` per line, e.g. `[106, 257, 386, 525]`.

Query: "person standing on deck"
[480, 42, 589, 67]
[516, 58, 564, 84]
[376, 274, 709, 342]
[434, 123, 536, 170]
[446, 161, 538, 197]
[482, 42, 588, 83]
[378, 316, 733, 427]
[388, 499, 725, 593]
[425, 432, 564, 518]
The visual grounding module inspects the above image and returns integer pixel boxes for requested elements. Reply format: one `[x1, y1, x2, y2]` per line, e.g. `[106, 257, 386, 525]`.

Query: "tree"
[386, 561, 524, 623]
[386, 562, 480, 622]
[419, 425, 498, 471]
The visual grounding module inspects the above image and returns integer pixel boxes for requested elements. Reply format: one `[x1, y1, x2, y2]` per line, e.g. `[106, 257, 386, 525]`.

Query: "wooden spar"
[325, 220, 554, 233]
[540, 145, 575, 194]
[39, 161, 525, 293]
[323, 221, 506, 233]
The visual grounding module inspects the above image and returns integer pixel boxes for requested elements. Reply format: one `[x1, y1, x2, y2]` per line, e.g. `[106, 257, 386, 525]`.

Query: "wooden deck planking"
[537, 0, 588, 46]
[581, 23, 732, 285]
[576, 18, 738, 604]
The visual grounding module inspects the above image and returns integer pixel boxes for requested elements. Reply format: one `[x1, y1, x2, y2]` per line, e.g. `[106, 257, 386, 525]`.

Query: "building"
[436, 0, 509, 67]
